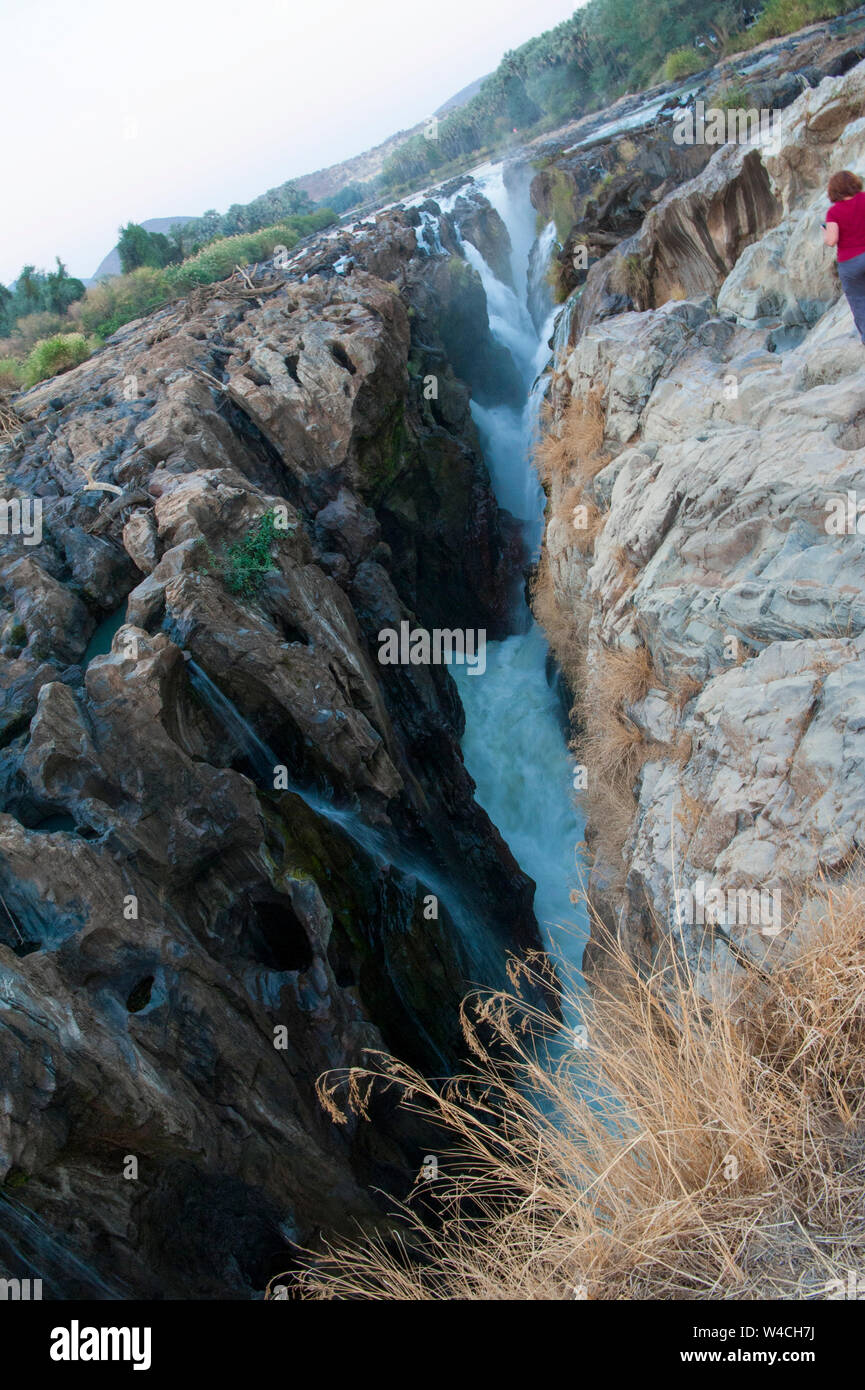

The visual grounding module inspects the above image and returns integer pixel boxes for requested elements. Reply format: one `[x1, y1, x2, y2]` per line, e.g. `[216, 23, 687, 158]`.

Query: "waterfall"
[189, 166, 591, 1002]
[451, 163, 589, 1001]
[0, 1193, 127, 1299]
[553, 290, 580, 360]
[527, 221, 559, 332]
[187, 659, 281, 785]
[415, 209, 445, 256]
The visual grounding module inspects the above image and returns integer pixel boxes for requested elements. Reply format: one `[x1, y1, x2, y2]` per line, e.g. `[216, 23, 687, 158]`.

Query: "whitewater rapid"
[449, 162, 589, 991]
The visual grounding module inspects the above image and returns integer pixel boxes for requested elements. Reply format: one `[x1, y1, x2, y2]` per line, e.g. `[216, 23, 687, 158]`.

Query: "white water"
[197, 173, 591, 1001]
[449, 165, 589, 994]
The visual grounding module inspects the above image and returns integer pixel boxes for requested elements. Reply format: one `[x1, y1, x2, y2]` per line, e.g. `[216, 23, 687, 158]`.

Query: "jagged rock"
[451, 191, 515, 288]
[0, 557, 93, 664]
[122, 509, 160, 574]
[538, 57, 865, 983]
[0, 200, 541, 1296]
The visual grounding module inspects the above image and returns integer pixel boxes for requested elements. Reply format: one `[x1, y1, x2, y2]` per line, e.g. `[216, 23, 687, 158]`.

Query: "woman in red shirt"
[824, 169, 865, 342]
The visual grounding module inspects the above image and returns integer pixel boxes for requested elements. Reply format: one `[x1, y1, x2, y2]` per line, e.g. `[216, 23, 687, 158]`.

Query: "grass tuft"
[288, 877, 865, 1300]
[534, 388, 608, 484]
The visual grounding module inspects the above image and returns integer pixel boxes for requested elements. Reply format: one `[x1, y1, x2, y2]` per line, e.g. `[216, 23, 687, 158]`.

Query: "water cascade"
[450, 163, 589, 997]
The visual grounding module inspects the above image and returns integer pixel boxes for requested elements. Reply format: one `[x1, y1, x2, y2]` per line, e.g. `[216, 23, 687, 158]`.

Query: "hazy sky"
[3, 0, 582, 283]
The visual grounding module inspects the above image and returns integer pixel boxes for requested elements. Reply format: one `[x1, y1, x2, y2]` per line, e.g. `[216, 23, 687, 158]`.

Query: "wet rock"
[0, 558, 93, 664]
[0, 187, 543, 1295]
[451, 191, 515, 288]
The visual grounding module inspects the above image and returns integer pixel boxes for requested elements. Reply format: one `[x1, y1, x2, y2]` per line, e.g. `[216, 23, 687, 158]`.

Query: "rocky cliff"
[0, 198, 542, 1296]
[528, 6, 865, 308]
[534, 60, 865, 984]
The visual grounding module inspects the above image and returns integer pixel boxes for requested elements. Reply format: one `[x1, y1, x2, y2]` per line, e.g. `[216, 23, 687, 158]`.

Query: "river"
[448, 162, 589, 996]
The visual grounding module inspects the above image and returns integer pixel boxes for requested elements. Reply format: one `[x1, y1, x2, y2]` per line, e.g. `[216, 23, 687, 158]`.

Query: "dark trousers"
[838, 249, 865, 343]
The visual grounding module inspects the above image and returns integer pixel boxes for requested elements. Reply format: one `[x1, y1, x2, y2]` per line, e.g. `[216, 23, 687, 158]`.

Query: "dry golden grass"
[609, 543, 640, 601]
[594, 643, 656, 707]
[535, 388, 608, 485]
[530, 557, 588, 689]
[579, 705, 651, 786]
[582, 772, 639, 887]
[675, 786, 705, 838]
[609, 252, 653, 312]
[674, 730, 693, 767]
[674, 672, 703, 713]
[290, 879, 865, 1301]
[556, 484, 608, 556]
[573, 645, 658, 796]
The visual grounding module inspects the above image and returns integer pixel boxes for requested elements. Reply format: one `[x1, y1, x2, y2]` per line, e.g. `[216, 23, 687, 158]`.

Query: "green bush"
[741, 0, 859, 45]
[117, 222, 179, 273]
[3, 311, 70, 354]
[546, 167, 580, 244]
[0, 259, 85, 339]
[163, 213, 335, 294]
[164, 226, 298, 292]
[197, 510, 293, 598]
[663, 47, 706, 81]
[75, 266, 171, 338]
[0, 358, 24, 392]
[23, 334, 92, 387]
[712, 81, 753, 111]
[17, 210, 338, 353]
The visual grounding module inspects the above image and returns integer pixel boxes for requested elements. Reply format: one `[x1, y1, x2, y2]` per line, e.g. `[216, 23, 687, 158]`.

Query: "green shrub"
[663, 47, 705, 81]
[23, 334, 92, 387]
[0, 358, 23, 392]
[117, 222, 178, 273]
[712, 81, 753, 111]
[74, 266, 171, 338]
[740, 0, 859, 45]
[3, 311, 70, 354]
[197, 510, 292, 598]
[547, 168, 581, 244]
[165, 224, 300, 293]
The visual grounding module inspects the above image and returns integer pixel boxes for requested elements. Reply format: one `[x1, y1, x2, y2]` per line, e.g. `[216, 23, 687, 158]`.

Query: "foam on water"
[453, 162, 589, 992]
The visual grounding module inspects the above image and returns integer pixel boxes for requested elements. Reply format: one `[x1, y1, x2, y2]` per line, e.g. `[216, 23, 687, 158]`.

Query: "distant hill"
[434, 73, 489, 115]
[292, 123, 426, 204]
[89, 74, 490, 273]
[91, 216, 195, 281]
[293, 74, 490, 204]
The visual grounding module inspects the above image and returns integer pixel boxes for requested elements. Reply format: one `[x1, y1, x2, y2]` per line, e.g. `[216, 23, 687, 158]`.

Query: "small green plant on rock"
[663, 47, 705, 81]
[712, 81, 752, 112]
[197, 509, 291, 598]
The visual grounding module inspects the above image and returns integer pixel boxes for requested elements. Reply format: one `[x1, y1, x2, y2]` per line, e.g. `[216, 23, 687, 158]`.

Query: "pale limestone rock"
[544, 57, 865, 971]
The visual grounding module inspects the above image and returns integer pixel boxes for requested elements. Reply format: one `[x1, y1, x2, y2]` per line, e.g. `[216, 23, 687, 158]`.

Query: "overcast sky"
[3, 0, 582, 283]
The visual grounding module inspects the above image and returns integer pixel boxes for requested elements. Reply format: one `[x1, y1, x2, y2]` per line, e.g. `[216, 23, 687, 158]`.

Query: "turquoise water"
[82, 603, 128, 667]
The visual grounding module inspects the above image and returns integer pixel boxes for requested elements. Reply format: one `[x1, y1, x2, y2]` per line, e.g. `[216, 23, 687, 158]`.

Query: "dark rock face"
[410, 249, 524, 409]
[532, 134, 713, 302]
[0, 206, 541, 1296]
[451, 191, 515, 289]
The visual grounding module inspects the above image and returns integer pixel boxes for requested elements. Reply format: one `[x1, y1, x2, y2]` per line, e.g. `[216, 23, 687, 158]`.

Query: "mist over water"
[451, 163, 588, 990]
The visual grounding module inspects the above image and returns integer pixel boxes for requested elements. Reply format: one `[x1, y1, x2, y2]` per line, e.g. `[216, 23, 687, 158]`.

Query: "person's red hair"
[828, 170, 863, 200]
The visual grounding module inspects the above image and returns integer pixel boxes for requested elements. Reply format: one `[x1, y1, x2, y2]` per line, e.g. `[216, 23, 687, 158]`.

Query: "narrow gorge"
[0, 151, 586, 1299]
[4, 3, 865, 1306]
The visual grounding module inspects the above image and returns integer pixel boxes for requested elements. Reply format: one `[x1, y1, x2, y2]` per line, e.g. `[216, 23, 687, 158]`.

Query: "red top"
[827, 191, 865, 262]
